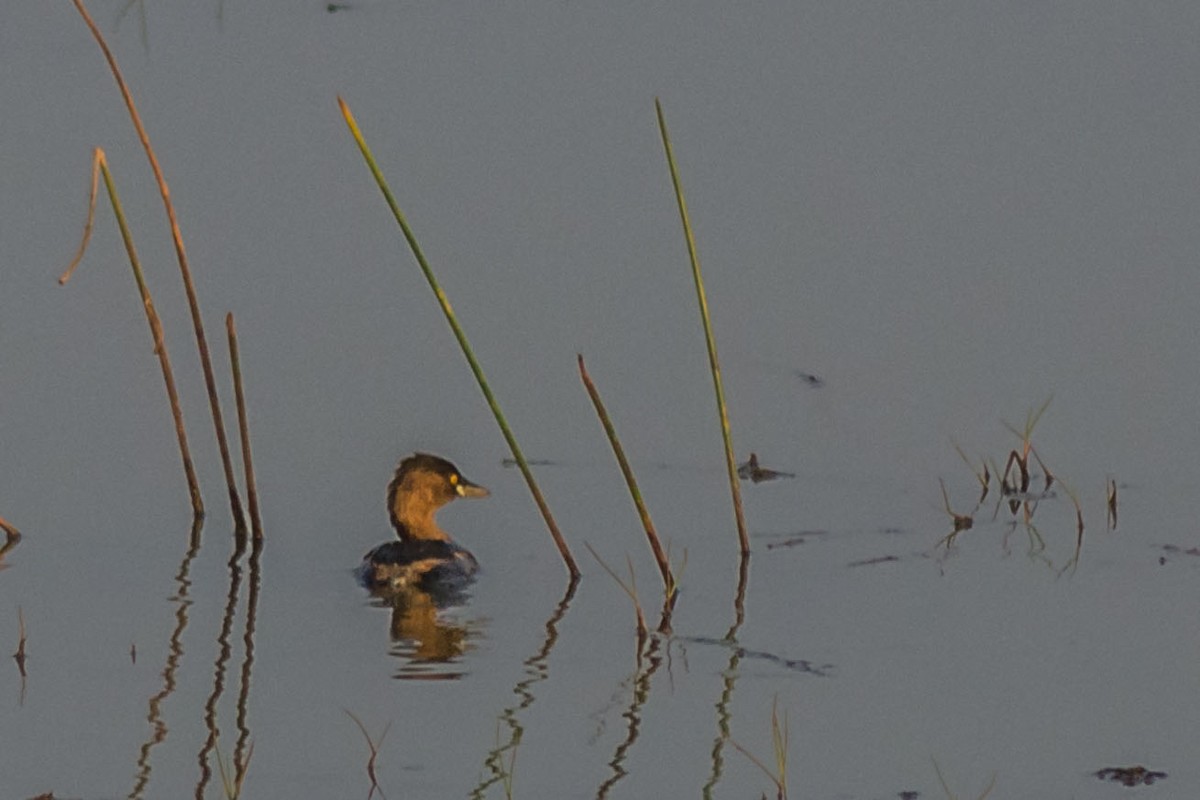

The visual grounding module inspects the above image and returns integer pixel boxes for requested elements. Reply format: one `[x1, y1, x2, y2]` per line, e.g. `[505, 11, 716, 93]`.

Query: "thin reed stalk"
[654, 98, 748, 554]
[215, 740, 253, 800]
[728, 697, 789, 800]
[584, 543, 648, 640]
[69, 0, 246, 531]
[61, 148, 203, 518]
[226, 313, 263, 539]
[337, 95, 578, 580]
[577, 355, 674, 596]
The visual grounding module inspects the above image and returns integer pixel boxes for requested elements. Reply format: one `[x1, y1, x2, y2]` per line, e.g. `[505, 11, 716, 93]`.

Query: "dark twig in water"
[1107, 477, 1118, 530]
[847, 555, 901, 567]
[69, 0, 246, 531]
[936, 478, 976, 548]
[501, 458, 557, 468]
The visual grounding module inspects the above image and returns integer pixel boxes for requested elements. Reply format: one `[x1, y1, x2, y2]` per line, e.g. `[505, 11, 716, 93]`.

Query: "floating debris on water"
[764, 530, 828, 549]
[679, 635, 834, 677]
[1157, 543, 1200, 565]
[794, 370, 824, 388]
[847, 555, 900, 568]
[737, 453, 795, 483]
[1094, 765, 1167, 787]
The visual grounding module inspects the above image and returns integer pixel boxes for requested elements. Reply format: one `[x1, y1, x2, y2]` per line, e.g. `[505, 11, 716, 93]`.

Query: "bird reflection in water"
[367, 582, 484, 680]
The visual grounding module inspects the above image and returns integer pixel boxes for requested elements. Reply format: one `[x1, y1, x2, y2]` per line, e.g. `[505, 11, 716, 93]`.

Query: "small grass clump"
[938, 397, 1095, 569]
[728, 697, 789, 800]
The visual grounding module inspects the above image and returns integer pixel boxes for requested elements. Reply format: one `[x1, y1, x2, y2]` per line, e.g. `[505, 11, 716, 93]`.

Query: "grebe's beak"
[454, 474, 490, 498]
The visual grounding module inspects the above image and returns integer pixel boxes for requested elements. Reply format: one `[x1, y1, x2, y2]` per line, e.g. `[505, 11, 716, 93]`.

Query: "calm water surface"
[3, 3, 1200, 798]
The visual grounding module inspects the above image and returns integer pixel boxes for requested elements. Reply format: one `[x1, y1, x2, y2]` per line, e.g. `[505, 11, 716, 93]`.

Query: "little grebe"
[360, 453, 489, 591]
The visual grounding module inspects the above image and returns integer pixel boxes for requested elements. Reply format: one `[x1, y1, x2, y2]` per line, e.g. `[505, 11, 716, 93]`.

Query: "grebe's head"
[387, 453, 489, 536]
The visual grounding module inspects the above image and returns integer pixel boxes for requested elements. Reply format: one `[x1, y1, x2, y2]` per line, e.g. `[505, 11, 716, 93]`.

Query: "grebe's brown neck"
[388, 473, 452, 542]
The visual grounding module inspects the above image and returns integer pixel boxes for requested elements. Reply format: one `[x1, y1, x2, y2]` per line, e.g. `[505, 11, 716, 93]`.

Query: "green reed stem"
[69, 0, 246, 532]
[337, 96, 579, 580]
[226, 313, 263, 540]
[64, 149, 204, 518]
[655, 98, 749, 554]
[577, 355, 674, 597]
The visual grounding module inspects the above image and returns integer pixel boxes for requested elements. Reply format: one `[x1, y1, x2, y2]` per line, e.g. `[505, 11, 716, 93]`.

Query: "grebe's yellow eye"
[450, 473, 459, 485]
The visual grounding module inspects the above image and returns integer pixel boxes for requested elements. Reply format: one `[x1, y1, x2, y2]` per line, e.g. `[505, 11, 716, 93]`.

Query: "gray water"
[3, 2, 1200, 798]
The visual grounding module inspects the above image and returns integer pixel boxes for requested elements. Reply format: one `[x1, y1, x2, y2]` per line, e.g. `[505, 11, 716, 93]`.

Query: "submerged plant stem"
[655, 98, 749, 554]
[337, 95, 579, 580]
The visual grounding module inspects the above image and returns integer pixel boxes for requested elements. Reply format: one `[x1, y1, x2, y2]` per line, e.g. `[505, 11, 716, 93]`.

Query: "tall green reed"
[337, 96, 579, 580]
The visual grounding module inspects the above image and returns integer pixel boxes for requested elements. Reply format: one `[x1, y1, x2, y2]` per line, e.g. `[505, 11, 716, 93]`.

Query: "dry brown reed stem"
[226, 313, 262, 539]
[655, 98, 749, 555]
[69, 0, 245, 530]
[577, 355, 674, 596]
[0, 515, 20, 542]
[60, 148, 204, 517]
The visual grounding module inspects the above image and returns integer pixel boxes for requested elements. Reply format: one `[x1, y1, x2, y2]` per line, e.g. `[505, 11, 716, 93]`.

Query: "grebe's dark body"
[359, 453, 488, 592]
